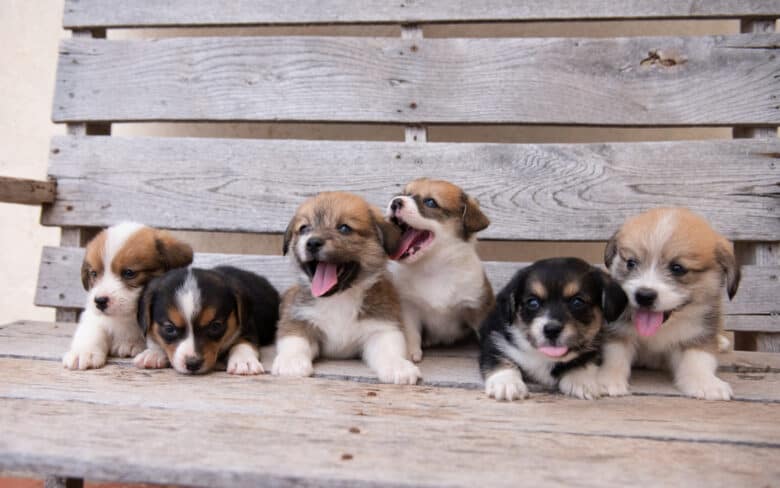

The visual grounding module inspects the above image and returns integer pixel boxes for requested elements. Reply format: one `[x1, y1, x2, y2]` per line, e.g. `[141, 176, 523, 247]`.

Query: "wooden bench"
[1, 1, 779, 486]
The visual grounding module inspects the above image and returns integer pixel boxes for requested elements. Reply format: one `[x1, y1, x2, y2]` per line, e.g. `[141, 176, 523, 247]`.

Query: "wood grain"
[62, 0, 780, 28]
[0, 177, 56, 205]
[53, 34, 780, 125]
[43, 136, 780, 240]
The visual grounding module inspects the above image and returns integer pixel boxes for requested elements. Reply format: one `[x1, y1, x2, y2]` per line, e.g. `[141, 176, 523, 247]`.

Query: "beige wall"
[0, 3, 742, 323]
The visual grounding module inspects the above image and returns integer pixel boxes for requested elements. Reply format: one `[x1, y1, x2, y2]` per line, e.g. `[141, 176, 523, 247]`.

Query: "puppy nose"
[635, 288, 658, 307]
[94, 296, 109, 311]
[306, 237, 324, 253]
[390, 198, 403, 212]
[543, 322, 563, 341]
[185, 357, 204, 372]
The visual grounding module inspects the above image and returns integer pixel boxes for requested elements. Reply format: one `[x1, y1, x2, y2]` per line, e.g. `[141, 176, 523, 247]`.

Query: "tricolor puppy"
[135, 266, 279, 375]
[598, 207, 740, 400]
[386, 178, 494, 361]
[480, 258, 627, 400]
[63, 222, 193, 370]
[272, 191, 421, 385]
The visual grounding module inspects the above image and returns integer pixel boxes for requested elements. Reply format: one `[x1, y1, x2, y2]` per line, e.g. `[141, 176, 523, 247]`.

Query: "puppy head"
[386, 178, 489, 263]
[499, 258, 626, 361]
[605, 207, 740, 338]
[80, 222, 193, 317]
[137, 268, 244, 374]
[283, 191, 400, 298]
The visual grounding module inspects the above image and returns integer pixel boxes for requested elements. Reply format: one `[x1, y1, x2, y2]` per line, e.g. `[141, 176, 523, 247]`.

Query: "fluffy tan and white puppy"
[598, 208, 740, 400]
[63, 222, 193, 370]
[386, 178, 494, 361]
[272, 192, 421, 385]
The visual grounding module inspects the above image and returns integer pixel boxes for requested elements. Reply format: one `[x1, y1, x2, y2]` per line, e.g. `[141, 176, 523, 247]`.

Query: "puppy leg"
[133, 338, 170, 369]
[597, 341, 634, 397]
[272, 335, 316, 378]
[63, 318, 110, 370]
[484, 367, 528, 401]
[227, 340, 264, 375]
[671, 348, 732, 401]
[110, 321, 146, 358]
[559, 363, 601, 400]
[363, 328, 421, 385]
[401, 305, 423, 362]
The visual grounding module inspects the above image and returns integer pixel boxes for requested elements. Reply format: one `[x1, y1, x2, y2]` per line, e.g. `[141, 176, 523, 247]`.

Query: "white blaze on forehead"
[103, 221, 145, 267]
[645, 210, 678, 260]
[176, 269, 201, 325]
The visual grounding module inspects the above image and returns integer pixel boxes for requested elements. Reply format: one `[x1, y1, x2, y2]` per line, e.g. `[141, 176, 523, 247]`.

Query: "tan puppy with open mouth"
[271, 191, 421, 385]
[386, 178, 494, 362]
[598, 208, 740, 400]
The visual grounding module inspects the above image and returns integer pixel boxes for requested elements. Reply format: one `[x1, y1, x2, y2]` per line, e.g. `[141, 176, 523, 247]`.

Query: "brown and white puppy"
[272, 191, 421, 385]
[135, 266, 279, 375]
[598, 208, 740, 400]
[63, 222, 193, 370]
[386, 178, 494, 361]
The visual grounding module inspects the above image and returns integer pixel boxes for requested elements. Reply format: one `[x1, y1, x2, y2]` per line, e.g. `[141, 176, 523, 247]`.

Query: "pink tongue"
[311, 262, 339, 297]
[538, 346, 569, 358]
[634, 310, 665, 337]
[390, 229, 424, 260]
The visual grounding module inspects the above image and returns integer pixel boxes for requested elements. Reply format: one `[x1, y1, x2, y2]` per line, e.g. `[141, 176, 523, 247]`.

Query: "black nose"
[543, 322, 563, 341]
[635, 288, 658, 307]
[94, 296, 109, 311]
[306, 237, 324, 253]
[185, 357, 204, 372]
[390, 198, 403, 212]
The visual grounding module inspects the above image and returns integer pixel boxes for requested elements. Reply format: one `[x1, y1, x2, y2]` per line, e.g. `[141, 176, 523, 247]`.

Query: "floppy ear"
[282, 218, 295, 256]
[80, 260, 91, 291]
[462, 193, 490, 236]
[495, 267, 531, 324]
[137, 277, 161, 335]
[604, 231, 619, 268]
[372, 207, 401, 256]
[716, 239, 741, 300]
[154, 230, 194, 271]
[597, 269, 628, 322]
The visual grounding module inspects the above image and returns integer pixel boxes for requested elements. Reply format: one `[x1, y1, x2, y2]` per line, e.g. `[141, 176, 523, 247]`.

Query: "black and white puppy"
[135, 266, 279, 375]
[480, 258, 627, 400]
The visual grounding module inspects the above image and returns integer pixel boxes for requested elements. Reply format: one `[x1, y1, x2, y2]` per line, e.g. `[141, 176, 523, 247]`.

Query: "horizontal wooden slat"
[43, 136, 780, 240]
[0, 177, 56, 205]
[34, 247, 780, 327]
[62, 0, 780, 28]
[53, 34, 780, 125]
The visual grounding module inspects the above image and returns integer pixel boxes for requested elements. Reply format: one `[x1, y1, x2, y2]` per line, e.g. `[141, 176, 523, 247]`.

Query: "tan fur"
[81, 231, 107, 290]
[529, 281, 547, 299]
[563, 281, 580, 298]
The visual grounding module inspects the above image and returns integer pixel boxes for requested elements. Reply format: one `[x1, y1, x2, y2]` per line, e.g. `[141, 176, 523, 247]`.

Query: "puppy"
[386, 178, 494, 361]
[135, 266, 279, 375]
[480, 258, 627, 400]
[598, 207, 740, 400]
[271, 191, 421, 385]
[63, 222, 193, 370]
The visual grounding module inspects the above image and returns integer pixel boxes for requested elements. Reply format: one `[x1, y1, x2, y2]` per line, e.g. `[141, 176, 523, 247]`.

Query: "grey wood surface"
[0, 176, 56, 205]
[33, 247, 780, 329]
[62, 0, 780, 28]
[43, 136, 780, 240]
[53, 34, 780, 125]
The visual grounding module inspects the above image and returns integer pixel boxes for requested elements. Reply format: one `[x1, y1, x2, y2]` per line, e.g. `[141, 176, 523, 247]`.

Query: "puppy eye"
[206, 321, 226, 338]
[525, 298, 541, 311]
[423, 198, 438, 208]
[89, 270, 98, 279]
[160, 322, 179, 338]
[669, 262, 688, 276]
[299, 224, 311, 234]
[121, 268, 137, 279]
[626, 258, 638, 271]
[337, 224, 353, 235]
[569, 297, 587, 310]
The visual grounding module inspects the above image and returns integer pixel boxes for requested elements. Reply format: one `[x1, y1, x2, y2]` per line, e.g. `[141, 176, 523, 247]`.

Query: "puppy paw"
[228, 356, 264, 375]
[409, 347, 423, 363]
[133, 348, 169, 369]
[376, 358, 421, 385]
[63, 349, 107, 370]
[678, 375, 733, 401]
[272, 354, 314, 377]
[112, 340, 146, 358]
[559, 366, 601, 400]
[485, 369, 528, 401]
[597, 370, 631, 397]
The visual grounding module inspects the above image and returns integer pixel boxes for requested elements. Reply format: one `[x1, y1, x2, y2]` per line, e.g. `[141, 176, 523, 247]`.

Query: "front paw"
[272, 353, 314, 377]
[228, 355, 264, 375]
[597, 370, 630, 397]
[485, 369, 528, 401]
[133, 348, 169, 369]
[112, 340, 145, 358]
[409, 347, 423, 363]
[376, 358, 421, 385]
[559, 367, 601, 400]
[677, 375, 733, 401]
[63, 349, 107, 370]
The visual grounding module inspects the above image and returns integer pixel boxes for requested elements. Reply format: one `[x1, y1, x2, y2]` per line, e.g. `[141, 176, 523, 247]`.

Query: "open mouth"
[389, 217, 435, 261]
[633, 309, 673, 337]
[303, 260, 360, 297]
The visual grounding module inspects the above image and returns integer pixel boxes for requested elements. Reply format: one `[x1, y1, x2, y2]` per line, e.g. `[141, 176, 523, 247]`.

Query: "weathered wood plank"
[0, 177, 56, 205]
[43, 136, 780, 240]
[62, 0, 780, 28]
[53, 34, 780, 125]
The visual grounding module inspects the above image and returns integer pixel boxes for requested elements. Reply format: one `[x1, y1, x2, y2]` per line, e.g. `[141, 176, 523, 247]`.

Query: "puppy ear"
[282, 218, 295, 256]
[462, 194, 490, 236]
[137, 277, 161, 336]
[496, 267, 530, 323]
[604, 231, 619, 268]
[154, 230, 194, 271]
[716, 239, 741, 300]
[372, 207, 402, 256]
[597, 269, 628, 322]
[80, 260, 91, 291]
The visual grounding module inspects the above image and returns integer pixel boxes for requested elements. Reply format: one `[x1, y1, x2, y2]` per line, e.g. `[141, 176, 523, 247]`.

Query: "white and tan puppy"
[272, 192, 421, 385]
[63, 222, 193, 370]
[598, 208, 740, 400]
[386, 178, 494, 362]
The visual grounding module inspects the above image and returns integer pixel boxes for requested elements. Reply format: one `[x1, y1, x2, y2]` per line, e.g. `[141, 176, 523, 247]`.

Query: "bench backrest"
[39, 1, 779, 344]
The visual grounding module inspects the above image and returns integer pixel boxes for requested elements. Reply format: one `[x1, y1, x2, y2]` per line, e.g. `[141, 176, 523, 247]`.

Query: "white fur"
[170, 269, 202, 373]
[493, 330, 558, 388]
[671, 348, 732, 400]
[227, 342, 264, 375]
[597, 341, 634, 397]
[133, 338, 170, 369]
[485, 368, 528, 401]
[559, 363, 601, 400]
[272, 335, 316, 377]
